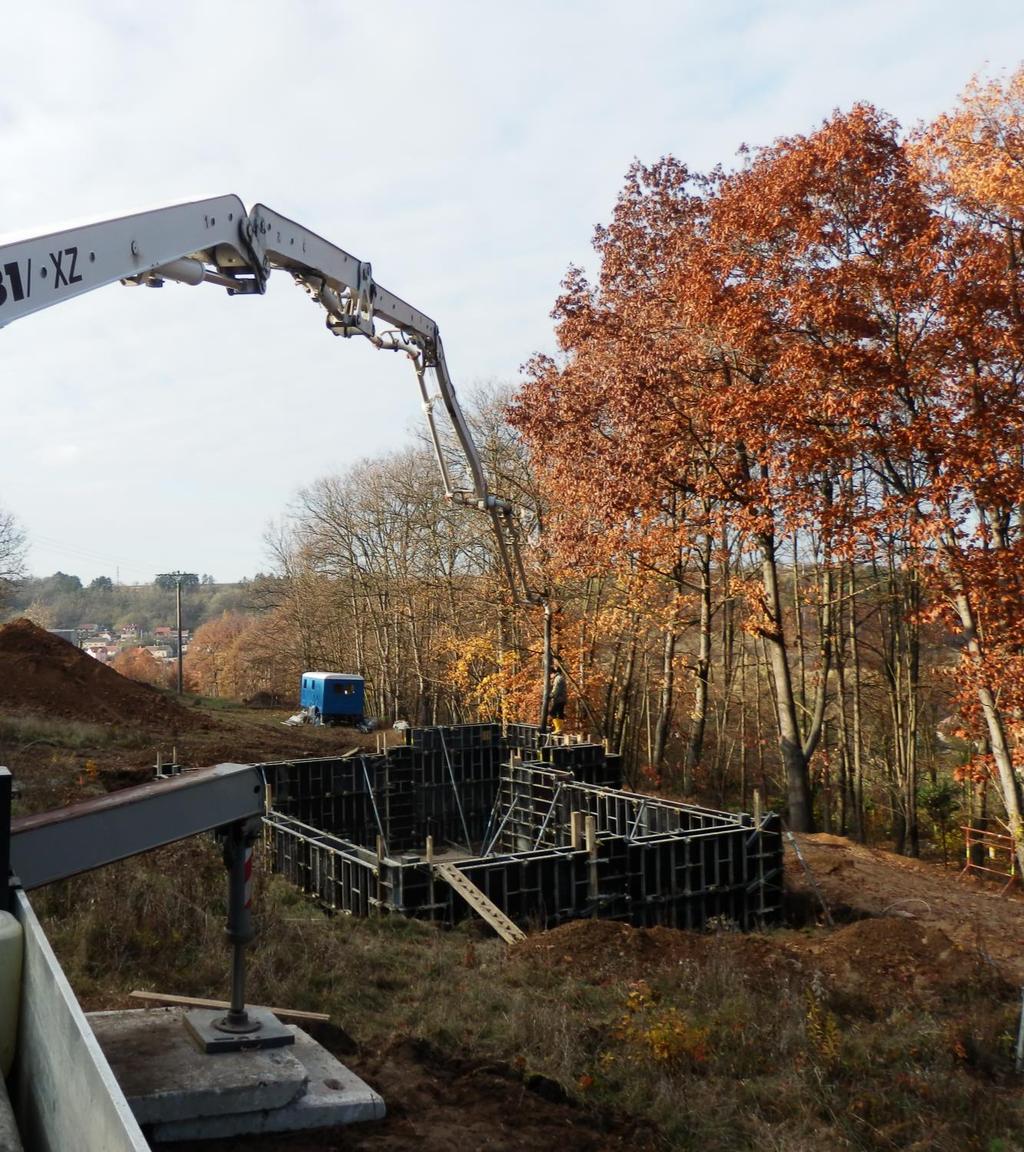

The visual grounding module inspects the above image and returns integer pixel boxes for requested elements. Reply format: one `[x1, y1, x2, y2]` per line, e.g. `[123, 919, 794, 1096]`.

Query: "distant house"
[154, 626, 173, 638]
[145, 645, 173, 661]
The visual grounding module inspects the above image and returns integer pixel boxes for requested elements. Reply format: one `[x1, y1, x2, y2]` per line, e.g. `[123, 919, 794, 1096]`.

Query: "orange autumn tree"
[684, 105, 943, 840]
[516, 129, 884, 830]
[185, 611, 255, 698]
[908, 68, 1024, 869]
[514, 162, 730, 787]
[111, 645, 175, 690]
[706, 91, 1024, 860]
[515, 95, 1024, 840]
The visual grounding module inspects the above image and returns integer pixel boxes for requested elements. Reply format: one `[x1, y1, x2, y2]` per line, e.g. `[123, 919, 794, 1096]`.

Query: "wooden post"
[753, 789, 762, 826]
[586, 815, 598, 907]
[426, 835, 435, 921]
[570, 811, 583, 850]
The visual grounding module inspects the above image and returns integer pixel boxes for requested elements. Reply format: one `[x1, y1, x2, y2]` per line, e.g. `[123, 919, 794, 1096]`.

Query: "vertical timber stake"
[586, 814, 598, 910]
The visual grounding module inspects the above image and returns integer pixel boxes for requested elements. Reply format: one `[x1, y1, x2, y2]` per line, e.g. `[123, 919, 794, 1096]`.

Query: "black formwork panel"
[403, 724, 505, 849]
[265, 813, 377, 918]
[491, 765, 572, 854]
[560, 781, 741, 838]
[267, 756, 383, 847]
[503, 725, 623, 789]
[435, 824, 778, 931]
[264, 748, 503, 855]
[381, 745, 418, 852]
[618, 831, 745, 929]
[448, 849, 591, 927]
[260, 725, 784, 932]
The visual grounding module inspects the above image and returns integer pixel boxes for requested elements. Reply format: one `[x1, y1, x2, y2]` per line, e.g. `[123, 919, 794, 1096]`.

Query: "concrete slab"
[88, 1008, 307, 1124]
[152, 1026, 385, 1142]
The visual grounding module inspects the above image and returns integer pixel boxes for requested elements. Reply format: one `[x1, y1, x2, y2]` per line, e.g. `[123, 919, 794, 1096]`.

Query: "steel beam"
[10, 764, 265, 890]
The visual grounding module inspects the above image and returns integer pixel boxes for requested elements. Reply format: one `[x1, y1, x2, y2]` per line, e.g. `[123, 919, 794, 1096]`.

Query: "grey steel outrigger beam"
[0, 195, 544, 606]
[9, 763, 292, 1051]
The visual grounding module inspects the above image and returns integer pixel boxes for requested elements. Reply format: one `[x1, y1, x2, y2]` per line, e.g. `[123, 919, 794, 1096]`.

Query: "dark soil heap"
[0, 617, 205, 730]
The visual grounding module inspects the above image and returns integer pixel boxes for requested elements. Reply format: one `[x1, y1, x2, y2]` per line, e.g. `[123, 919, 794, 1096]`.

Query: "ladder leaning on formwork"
[433, 862, 526, 944]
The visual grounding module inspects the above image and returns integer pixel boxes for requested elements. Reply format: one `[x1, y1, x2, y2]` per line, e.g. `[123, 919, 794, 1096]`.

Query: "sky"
[2, 0, 1023, 585]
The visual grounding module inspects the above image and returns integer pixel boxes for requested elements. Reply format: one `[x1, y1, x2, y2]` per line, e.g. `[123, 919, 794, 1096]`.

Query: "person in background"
[549, 664, 568, 734]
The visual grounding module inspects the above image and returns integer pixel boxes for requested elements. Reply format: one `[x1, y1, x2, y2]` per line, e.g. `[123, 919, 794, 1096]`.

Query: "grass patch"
[32, 848, 1024, 1151]
[178, 693, 247, 712]
[0, 712, 150, 751]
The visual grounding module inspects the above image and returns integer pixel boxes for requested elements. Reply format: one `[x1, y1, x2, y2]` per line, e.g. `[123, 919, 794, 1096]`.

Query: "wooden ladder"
[434, 862, 526, 944]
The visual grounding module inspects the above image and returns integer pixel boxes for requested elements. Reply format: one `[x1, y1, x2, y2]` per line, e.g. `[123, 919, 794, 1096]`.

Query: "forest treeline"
[7, 70, 1024, 863]
[2, 571, 253, 634]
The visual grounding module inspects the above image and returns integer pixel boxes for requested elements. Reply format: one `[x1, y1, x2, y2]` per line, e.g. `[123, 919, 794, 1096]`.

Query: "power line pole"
[176, 576, 184, 695]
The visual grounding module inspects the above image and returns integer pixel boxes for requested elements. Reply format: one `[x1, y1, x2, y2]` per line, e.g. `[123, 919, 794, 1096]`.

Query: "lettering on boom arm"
[0, 245, 84, 307]
[49, 246, 82, 288]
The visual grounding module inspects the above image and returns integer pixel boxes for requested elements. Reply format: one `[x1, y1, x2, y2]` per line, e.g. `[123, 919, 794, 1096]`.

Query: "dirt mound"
[781, 916, 1008, 1010]
[0, 618, 207, 730]
[515, 917, 789, 984]
[515, 902, 1011, 1011]
[789, 832, 1024, 984]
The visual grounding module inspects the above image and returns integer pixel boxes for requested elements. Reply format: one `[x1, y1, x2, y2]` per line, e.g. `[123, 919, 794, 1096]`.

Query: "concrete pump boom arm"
[0, 195, 542, 605]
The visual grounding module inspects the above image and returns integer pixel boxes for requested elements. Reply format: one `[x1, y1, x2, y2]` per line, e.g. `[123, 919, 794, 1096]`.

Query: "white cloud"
[1, 0, 1022, 581]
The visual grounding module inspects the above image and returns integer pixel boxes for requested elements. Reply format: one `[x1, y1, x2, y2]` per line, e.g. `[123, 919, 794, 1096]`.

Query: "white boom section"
[0, 196, 260, 323]
[0, 196, 541, 605]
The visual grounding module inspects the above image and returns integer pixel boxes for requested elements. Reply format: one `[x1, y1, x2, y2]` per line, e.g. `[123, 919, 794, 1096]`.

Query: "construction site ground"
[4, 618, 1024, 1150]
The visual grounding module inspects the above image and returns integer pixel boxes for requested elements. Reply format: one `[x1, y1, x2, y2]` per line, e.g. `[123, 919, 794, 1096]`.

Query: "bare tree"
[0, 507, 26, 607]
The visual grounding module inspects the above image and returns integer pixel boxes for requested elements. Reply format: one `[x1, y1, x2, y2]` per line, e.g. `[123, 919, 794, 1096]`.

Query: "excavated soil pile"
[515, 917, 792, 984]
[789, 832, 1024, 984]
[0, 617, 207, 730]
[514, 904, 1011, 1008]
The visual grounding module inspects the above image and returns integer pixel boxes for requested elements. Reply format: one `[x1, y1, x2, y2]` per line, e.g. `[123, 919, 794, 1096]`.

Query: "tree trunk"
[653, 624, 677, 773]
[614, 623, 639, 756]
[848, 563, 865, 841]
[685, 534, 713, 789]
[758, 530, 815, 832]
[952, 589, 1024, 877]
[539, 602, 553, 729]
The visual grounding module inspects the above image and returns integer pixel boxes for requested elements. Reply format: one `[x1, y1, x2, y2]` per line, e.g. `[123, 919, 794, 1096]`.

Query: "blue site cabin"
[299, 672, 365, 725]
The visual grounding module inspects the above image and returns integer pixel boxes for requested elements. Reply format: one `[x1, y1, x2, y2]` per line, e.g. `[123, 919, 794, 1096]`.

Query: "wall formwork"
[263, 724, 783, 932]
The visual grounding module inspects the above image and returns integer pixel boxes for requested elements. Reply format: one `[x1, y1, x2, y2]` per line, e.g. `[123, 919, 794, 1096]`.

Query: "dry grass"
[30, 844, 1024, 1152]
[0, 712, 152, 752]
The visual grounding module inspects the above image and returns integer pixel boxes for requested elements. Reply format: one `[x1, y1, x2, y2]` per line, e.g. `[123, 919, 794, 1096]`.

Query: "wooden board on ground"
[129, 991, 329, 1022]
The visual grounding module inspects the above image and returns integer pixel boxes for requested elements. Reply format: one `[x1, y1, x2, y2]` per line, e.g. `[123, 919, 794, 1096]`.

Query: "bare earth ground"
[790, 833, 1024, 984]
[164, 1033, 658, 1152]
